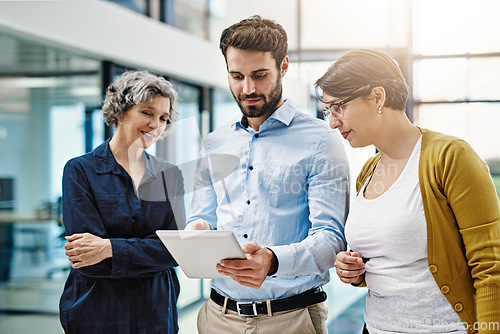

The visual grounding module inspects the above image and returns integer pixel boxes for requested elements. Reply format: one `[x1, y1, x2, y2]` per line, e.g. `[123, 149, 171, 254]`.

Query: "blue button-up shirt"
[188, 99, 349, 302]
[59, 139, 185, 334]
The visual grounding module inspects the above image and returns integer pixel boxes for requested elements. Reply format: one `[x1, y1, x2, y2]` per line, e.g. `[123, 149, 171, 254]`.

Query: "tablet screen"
[156, 230, 246, 279]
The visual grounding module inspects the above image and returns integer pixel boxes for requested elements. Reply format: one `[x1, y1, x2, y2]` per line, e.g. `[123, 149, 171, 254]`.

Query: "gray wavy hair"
[101, 70, 179, 131]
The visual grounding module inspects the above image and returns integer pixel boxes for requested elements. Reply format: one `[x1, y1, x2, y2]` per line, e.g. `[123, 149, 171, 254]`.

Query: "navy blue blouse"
[59, 139, 185, 334]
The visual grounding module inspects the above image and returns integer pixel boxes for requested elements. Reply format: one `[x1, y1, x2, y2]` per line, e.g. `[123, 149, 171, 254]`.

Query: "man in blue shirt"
[187, 15, 350, 333]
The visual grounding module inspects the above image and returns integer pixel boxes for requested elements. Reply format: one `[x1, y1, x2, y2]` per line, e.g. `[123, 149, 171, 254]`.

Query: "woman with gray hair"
[59, 70, 185, 333]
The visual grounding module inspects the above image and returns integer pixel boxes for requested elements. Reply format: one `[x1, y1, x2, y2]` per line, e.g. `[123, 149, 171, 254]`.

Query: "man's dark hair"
[219, 15, 288, 69]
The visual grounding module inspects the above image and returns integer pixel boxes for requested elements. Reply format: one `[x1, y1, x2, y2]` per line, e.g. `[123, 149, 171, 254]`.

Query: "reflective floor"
[0, 222, 366, 334]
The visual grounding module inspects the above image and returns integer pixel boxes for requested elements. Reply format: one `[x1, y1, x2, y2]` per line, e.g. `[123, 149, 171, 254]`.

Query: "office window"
[413, 0, 500, 55]
[468, 57, 500, 100]
[212, 88, 237, 130]
[413, 1, 500, 200]
[414, 103, 500, 160]
[413, 58, 467, 102]
[106, 0, 149, 15]
[413, 57, 500, 102]
[0, 74, 101, 212]
[171, 0, 208, 39]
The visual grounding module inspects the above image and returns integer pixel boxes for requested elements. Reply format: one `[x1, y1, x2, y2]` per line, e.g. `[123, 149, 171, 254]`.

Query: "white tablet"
[156, 230, 246, 279]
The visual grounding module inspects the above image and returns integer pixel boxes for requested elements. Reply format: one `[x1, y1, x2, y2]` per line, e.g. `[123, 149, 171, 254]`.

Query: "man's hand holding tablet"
[183, 219, 278, 289]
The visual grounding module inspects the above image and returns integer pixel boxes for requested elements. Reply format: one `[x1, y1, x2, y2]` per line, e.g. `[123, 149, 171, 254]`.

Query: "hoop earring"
[377, 106, 382, 114]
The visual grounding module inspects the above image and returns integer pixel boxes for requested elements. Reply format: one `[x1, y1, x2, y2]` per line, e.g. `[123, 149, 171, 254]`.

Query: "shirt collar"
[143, 151, 157, 177]
[231, 99, 297, 129]
[93, 139, 115, 174]
[93, 138, 157, 176]
[267, 99, 296, 126]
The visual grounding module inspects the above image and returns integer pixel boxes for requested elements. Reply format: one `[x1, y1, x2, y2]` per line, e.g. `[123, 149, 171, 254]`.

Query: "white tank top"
[345, 137, 465, 333]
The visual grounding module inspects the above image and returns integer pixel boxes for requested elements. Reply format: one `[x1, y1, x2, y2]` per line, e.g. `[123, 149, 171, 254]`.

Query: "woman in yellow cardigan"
[315, 49, 500, 333]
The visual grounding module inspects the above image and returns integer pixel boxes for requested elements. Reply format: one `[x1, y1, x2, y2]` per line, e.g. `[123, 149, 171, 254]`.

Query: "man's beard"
[232, 77, 283, 118]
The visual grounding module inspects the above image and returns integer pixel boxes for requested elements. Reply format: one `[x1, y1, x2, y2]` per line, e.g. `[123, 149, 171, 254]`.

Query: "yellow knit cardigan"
[355, 128, 500, 333]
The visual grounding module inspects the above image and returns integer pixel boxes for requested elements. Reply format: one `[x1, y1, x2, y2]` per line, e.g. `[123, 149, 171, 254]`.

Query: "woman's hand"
[64, 233, 112, 269]
[334, 251, 366, 285]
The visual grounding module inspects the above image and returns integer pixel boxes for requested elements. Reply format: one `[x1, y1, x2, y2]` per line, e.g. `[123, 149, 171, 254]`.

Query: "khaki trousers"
[197, 298, 328, 334]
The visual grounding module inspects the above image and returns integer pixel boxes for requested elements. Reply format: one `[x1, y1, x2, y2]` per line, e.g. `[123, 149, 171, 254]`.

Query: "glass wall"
[212, 87, 237, 130]
[0, 33, 102, 214]
[106, 0, 149, 15]
[171, 0, 209, 38]
[0, 31, 103, 332]
[107, 0, 212, 39]
[412, 0, 500, 199]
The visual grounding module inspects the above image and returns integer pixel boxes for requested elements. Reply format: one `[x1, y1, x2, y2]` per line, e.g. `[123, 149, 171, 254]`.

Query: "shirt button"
[429, 265, 438, 273]
[249, 166, 253, 170]
[243, 234, 248, 239]
[254, 134, 259, 138]
[246, 200, 250, 205]
[454, 302, 463, 312]
[440, 285, 450, 294]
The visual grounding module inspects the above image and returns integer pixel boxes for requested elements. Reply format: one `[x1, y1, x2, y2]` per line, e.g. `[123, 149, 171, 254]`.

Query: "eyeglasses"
[322, 95, 359, 118]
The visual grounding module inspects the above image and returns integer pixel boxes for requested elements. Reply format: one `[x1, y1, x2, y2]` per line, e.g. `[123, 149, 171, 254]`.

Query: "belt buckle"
[236, 301, 258, 316]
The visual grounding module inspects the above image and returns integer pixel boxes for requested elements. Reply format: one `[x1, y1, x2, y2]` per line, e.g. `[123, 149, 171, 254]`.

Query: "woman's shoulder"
[419, 127, 475, 157]
[64, 151, 94, 170]
[420, 127, 460, 143]
[64, 140, 110, 172]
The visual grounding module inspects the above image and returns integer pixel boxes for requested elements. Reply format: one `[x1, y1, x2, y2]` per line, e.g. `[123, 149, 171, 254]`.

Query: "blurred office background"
[0, 0, 499, 333]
